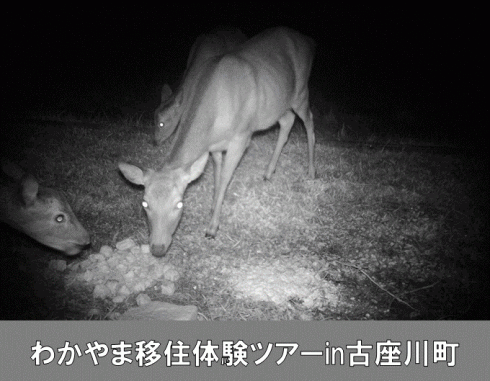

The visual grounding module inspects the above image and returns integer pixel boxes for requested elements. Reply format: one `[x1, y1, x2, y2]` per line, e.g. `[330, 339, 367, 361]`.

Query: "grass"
[0, 114, 487, 320]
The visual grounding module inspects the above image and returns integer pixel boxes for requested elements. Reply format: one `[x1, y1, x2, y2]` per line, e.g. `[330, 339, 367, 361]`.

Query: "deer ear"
[161, 84, 173, 103]
[174, 90, 184, 107]
[118, 163, 145, 185]
[20, 174, 39, 206]
[183, 153, 209, 184]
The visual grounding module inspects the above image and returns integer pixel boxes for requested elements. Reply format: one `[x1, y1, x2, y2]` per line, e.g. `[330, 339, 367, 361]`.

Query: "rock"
[136, 293, 151, 306]
[160, 280, 176, 296]
[93, 284, 111, 299]
[112, 295, 126, 304]
[130, 246, 141, 255]
[106, 280, 119, 295]
[150, 264, 165, 279]
[99, 245, 113, 256]
[125, 253, 136, 263]
[106, 257, 118, 268]
[90, 253, 105, 262]
[116, 238, 136, 251]
[119, 301, 198, 321]
[118, 285, 131, 297]
[163, 267, 180, 282]
[116, 263, 128, 273]
[133, 281, 147, 293]
[124, 270, 135, 281]
[82, 270, 94, 282]
[98, 264, 110, 274]
[79, 260, 91, 270]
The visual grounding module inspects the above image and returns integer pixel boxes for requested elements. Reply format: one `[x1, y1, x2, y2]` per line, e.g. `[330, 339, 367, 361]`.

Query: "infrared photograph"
[1, 4, 486, 321]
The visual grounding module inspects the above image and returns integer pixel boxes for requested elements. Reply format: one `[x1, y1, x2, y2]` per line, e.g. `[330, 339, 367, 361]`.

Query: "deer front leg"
[206, 135, 251, 238]
[210, 151, 222, 215]
[303, 108, 316, 179]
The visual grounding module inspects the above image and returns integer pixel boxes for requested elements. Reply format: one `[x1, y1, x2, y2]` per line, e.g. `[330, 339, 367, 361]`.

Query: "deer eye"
[176, 201, 183, 209]
[159, 122, 164, 128]
[55, 214, 65, 223]
[142, 201, 149, 208]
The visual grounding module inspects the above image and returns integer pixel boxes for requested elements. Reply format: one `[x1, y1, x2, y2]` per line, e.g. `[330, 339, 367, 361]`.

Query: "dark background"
[3, 4, 482, 144]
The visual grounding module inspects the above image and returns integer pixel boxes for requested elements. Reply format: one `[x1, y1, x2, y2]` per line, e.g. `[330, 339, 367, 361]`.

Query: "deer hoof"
[205, 232, 216, 239]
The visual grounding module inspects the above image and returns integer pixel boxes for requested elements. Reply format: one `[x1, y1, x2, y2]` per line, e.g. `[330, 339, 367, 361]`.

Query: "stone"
[116, 238, 136, 251]
[136, 293, 151, 306]
[99, 245, 113, 256]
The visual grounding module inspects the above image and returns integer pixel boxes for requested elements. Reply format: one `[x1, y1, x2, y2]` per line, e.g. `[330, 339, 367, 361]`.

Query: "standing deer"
[154, 27, 246, 145]
[0, 160, 90, 255]
[120, 27, 315, 257]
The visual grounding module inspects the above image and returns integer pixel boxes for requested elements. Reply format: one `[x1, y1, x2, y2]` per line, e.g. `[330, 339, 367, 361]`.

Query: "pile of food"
[66, 238, 181, 304]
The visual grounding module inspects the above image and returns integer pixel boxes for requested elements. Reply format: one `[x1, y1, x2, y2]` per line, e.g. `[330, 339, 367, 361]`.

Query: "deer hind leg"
[294, 94, 316, 179]
[206, 134, 251, 238]
[210, 151, 222, 215]
[264, 110, 296, 180]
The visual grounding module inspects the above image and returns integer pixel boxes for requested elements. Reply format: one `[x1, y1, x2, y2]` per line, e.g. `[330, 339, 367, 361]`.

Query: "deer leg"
[210, 151, 222, 215]
[206, 135, 251, 237]
[303, 108, 316, 179]
[294, 95, 316, 179]
[264, 110, 296, 180]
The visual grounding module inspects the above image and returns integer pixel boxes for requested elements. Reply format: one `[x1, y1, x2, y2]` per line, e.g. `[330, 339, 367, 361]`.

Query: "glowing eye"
[142, 201, 148, 208]
[177, 201, 183, 209]
[55, 214, 65, 223]
[159, 122, 164, 127]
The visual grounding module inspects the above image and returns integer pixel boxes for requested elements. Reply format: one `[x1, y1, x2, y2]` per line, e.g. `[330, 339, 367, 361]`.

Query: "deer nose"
[151, 244, 167, 257]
